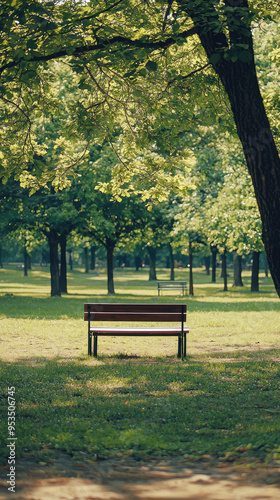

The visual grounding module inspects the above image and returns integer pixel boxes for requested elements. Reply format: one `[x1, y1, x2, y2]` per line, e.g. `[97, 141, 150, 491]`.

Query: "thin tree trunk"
[211, 245, 217, 283]
[147, 247, 157, 281]
[135, 255, 141, 271]
[233, 252, 243, 287]
[251, 251, 260, 292]
[60, 234, 67, 294]
[84, 247, 89, 273]
[23, 245, 28, 277]
[47, 230, 61, 297]
[204, 256, 210, 276]
[222, 250, 228, 292]
[27, 253, 31, 270]
[189, 241, 194, 296]
[90, 245, 96, 271]
[168, 243, 175, 281]
[0, 244, 2, 268]
[106, 242, 115, 294]
[264, 253, 269, 277]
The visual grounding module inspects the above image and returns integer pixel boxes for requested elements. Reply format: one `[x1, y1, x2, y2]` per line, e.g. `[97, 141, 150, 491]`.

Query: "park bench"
[84, 303, 188, 359]
[157, 281, 187, 296]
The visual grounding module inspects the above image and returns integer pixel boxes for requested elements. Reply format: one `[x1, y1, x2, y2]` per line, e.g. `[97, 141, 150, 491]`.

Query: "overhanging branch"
[0, 27, 197, 76]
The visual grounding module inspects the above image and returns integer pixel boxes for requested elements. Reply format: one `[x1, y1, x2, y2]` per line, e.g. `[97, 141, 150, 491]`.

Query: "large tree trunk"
[147, 247, 157, 281]
[251, 251, 260, 292]
[106, 242, 115, 294]
[60, 234, 67, 294]
[220, 67, 280, 296]
[47, 230, 61, 297]
[182, 0, 280, 298]
[233, 252, 243, 287]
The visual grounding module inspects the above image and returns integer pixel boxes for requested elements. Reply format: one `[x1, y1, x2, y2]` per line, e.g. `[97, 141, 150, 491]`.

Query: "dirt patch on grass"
[1, 454, 280, 500]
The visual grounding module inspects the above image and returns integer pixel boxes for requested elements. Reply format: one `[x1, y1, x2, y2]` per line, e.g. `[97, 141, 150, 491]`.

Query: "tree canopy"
[1, 0, 280, 296]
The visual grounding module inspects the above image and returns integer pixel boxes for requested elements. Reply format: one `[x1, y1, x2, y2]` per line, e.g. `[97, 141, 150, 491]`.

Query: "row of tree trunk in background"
[20, 233, 268, 296]
[205, 246, 266, 295]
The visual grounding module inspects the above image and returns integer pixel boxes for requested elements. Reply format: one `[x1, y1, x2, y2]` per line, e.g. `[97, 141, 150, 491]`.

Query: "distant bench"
[84, 303, 189, 359]
[157, 281, 187, 296]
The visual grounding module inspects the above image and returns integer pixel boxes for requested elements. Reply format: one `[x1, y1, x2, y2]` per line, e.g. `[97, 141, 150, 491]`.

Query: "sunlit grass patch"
[0, 266, 280, 466]
[1, 354, 280, 465]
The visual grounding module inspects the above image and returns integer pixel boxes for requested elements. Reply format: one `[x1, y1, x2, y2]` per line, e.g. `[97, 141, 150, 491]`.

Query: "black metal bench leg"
[178, 336, 182, 358]
[183, 331, 187, 358]
[93, 336, 98, 357]
[88, 333, 92, 356]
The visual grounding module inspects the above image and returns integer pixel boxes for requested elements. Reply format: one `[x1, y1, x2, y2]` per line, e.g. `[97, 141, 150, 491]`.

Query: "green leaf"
[138, 68, 147, 77]
[27, 39, 38, 50]
[145, 60, 158, 72]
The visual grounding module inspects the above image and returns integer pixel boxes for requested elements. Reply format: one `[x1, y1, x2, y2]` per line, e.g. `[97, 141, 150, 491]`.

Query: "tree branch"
[0, 27, 197, 76]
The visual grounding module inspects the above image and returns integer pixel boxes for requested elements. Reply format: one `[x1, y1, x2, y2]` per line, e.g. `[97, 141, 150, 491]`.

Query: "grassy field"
[0, 265, 280, 467]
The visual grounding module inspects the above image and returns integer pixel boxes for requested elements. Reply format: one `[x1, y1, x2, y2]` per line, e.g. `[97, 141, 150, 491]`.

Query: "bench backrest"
[158, 281, 186, 286]
[84, 303, 186, 322]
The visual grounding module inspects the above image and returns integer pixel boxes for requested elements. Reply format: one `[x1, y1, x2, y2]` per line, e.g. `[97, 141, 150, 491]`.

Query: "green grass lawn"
[0, 265, 280, 467]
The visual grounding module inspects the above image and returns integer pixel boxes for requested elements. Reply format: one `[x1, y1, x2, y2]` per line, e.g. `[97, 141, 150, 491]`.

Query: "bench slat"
[84, 303, 186, 313]
[158, 281, 187, 285]
[85, 312, 186, 322]
[89, 327, 189, 336]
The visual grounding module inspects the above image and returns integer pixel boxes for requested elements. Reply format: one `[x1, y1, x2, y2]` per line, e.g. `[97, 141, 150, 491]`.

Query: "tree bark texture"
[60, 234, 67, 294]
[233, 252, 243, 287]
[147, 247, 157, 281]
[181, 0, 280, 297]
[251, 251, 260, 292]
[47, 230, 61, 297]
[106, 242, 115, 294]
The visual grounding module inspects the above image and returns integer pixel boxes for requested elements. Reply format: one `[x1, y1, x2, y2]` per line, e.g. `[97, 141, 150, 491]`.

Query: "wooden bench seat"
[157, 281, 187, 296]
[84, 303, 189, 358]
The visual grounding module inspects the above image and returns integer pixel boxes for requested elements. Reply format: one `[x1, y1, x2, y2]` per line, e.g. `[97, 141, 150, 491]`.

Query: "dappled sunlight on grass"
[1, 352, 280, 464]
[1, 266, 280, 466]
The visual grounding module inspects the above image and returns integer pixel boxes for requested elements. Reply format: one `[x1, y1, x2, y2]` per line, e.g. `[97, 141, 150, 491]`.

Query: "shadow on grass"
[1, 294, 280, 321]
[1, 351, 280, 465]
